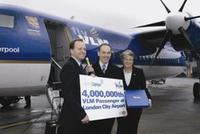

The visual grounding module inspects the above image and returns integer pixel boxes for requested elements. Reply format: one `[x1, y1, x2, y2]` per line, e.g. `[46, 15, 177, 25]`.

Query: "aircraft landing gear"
[0, 97, 21, 108]
[193, 59, 200, 100]
[193, 82, 200, 100]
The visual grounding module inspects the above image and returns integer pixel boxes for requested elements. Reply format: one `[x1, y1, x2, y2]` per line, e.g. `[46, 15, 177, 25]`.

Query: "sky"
[0, 0, 200, 33]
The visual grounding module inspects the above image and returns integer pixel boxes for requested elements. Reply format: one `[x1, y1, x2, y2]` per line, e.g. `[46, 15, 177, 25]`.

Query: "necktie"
[102, 64, 106, 74]
[80, 64, 84, 73]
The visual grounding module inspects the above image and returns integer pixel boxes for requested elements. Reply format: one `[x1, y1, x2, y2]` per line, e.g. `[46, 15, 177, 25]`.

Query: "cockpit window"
[24, 16, 41, 36]
[0, 14, 14, 28]
[25, 16, 40, 29]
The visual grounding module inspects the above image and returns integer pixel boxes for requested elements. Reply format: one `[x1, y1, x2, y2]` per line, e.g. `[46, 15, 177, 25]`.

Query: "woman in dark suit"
[117, 49, 152, 134]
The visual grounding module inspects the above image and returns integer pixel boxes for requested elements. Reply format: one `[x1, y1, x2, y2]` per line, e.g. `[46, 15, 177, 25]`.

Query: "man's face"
[70, 41, 86, 61]
[98, 45, 112, 64]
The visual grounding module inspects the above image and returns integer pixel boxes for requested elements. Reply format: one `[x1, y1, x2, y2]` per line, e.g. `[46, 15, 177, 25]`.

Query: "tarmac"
[0, 78, 200, 134]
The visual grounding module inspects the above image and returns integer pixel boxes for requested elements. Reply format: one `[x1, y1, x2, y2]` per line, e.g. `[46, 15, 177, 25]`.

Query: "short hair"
[69, 38, 84, 49]
[120, 49, 136, 60]
[98, 43, 112, 52]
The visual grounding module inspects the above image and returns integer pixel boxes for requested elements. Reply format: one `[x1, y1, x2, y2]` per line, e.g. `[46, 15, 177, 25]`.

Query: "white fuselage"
[0, 47, 185, 96]
[140, 66, 184, 80]
[137, 46, 186, 80]
[0, 63, 51, 96]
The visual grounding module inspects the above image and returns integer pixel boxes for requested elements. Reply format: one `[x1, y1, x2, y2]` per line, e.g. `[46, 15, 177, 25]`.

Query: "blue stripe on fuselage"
[0, 8, 51, 61]
[134, 56, 186, 66]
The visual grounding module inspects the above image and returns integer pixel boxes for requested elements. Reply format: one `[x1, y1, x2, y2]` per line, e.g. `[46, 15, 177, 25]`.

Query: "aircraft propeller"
[154, 0, 187, 60]
[137, 0, 200, 63]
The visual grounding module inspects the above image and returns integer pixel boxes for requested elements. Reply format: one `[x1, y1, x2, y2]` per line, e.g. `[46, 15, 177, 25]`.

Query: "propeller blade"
[179, 0, 187, 12]
[135, 21, 165, 28]
[178, 27, 200, 58]
[152, 30, 171, 64]
[155, 30, 171, 58]
[185, 15, 200, 21]
[160, 0, 171, 13]
[178, 27, 193, 48]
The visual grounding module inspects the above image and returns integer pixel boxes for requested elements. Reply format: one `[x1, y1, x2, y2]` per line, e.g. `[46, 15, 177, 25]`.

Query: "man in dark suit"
[58, 39, 93, 134]
[89, 43, 120, 134]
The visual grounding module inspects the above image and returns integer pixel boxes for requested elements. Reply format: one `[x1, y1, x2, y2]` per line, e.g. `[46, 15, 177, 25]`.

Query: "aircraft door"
[55, 25, 72, 64]
[44, 21, 72, 83]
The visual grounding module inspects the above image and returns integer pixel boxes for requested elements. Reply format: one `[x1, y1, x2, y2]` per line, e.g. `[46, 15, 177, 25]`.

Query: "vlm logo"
[115, 81, 123, 89]
[70, 26, 109, 46]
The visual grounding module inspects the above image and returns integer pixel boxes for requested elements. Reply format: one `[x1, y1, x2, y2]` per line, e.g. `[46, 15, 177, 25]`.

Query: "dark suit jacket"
[58, 57, 86, 133]
[117, 66, 151, 134]
[120, 66, 151, 99]
[89, 61, 120, 134]
[93, 61, 120, 79]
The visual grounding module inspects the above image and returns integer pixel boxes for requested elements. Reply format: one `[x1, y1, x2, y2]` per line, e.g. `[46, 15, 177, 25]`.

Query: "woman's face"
[123, 55, 134, 68]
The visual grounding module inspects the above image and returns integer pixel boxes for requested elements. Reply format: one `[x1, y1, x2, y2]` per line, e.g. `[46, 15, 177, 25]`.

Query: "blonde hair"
[120, 49, 136, 61]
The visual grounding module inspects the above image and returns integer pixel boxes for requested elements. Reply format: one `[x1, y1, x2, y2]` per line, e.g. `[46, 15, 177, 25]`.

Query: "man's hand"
[81, 115, 90, 124]
[122, 110, 128, 117]
[85, 65, 95, 75]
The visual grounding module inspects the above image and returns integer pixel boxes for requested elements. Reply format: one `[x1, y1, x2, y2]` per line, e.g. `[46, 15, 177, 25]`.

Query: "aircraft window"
[0, 14, 14, 28]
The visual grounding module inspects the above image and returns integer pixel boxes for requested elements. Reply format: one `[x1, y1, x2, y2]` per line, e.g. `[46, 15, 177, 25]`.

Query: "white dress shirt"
[124, 70, 132, 86]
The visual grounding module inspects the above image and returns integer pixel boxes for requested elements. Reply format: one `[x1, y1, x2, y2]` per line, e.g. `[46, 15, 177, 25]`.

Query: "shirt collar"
[71, 56, 81, 66]
[99, 61, 108, 70]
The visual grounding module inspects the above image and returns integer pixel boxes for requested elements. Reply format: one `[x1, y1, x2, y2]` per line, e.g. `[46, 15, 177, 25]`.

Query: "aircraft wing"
[131, 26, 166, 50]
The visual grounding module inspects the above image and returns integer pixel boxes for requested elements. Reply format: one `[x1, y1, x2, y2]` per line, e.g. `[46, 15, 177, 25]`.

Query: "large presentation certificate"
[79, 75, 127, 121]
